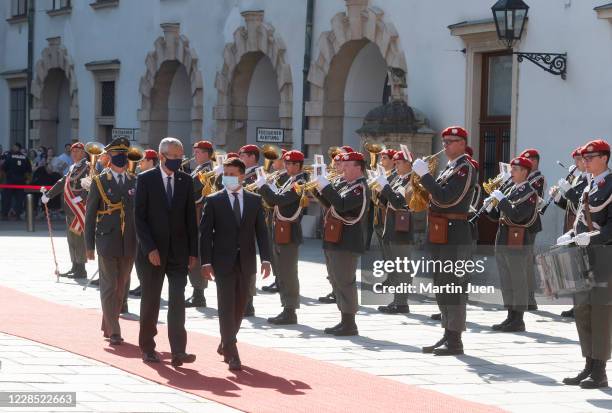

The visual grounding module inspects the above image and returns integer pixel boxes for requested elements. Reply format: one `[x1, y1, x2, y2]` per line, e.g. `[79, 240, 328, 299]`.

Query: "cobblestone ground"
[1, 220, 611, 412]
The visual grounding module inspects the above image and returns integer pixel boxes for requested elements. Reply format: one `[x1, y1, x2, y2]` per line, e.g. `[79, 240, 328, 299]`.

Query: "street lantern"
[491, 0, 567, 80]
[491, 0, 529, 49]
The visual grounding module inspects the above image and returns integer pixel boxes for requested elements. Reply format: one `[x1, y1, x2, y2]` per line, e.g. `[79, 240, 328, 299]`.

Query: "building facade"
[1, 0, 612, 244]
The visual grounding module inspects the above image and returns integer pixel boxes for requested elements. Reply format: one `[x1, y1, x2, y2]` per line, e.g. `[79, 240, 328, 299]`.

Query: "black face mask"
[111, 153, 128, 168]
[164, 158, 182, 172]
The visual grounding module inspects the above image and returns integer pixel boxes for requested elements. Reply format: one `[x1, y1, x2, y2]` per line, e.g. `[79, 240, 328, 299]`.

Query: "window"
[101, 81, 115, 117]
[10, 88, 27, 147]
[11, 0, 27, 17]
[50, 0, 71, 10]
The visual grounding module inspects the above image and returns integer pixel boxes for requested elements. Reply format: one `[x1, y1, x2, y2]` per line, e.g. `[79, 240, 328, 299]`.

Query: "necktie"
[118, 174, 124, 187]
[166, 176, 173, 205]
[232, 193, 241, 225]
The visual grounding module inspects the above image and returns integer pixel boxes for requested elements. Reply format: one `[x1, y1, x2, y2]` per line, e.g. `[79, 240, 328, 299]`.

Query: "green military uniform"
[377, 172, 414, 312]
[46, 158, 90, 278]
[84, 158, 137, 341]
[259, 171, 307, 324]
[317, 175, 370, 336]
[488, 180, 539, 332]
[555, 172, 589, 233]
[263, 171, 289, 287]
[186, 160, 213, 305]
[420, 153, 476, 355]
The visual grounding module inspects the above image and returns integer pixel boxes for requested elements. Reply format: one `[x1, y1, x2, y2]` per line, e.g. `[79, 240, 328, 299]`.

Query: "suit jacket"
[84, 169, 137, 257]
[200, 189, 271, 276]
[135, 167, 198, 268]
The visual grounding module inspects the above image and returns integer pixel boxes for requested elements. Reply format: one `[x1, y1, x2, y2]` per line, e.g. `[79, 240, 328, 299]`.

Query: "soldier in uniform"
[239, 144, 261, 316]
[375, 150, 414, 314]
[371, 149, 397, 250]
[486, 156, 539, 332]
[1, 142, 31, 220]
[41, 142, 90, 279]
[413, 126, 476, 356]
[83, 137, 136, 345]
[256, 150, 307, 324]
[314, 151, 371, 336]
[559, 139, 612, 389]
[185, 140, 214, 308]
[128, 149, 159, 298]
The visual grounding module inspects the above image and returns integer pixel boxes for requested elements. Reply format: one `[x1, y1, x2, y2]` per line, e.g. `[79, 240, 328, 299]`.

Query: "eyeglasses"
[583, 153, 602, 162]
[442, 138, 463, 146]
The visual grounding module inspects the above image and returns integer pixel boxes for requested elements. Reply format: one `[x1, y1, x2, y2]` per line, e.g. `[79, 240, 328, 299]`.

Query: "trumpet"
[261, 144, 283, 173]
[85, 141, 105, 177]
[127, 145, 145, 174]
[364, 141, 386, 169]
[482, 172, 510, 195]
[408, 149, 445, 212]
[293, 179, 319, 195]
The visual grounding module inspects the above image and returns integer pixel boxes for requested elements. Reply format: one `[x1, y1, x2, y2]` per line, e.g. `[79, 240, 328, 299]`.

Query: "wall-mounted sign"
[256, 127, 284, 143]
[112, 128, 138, 142]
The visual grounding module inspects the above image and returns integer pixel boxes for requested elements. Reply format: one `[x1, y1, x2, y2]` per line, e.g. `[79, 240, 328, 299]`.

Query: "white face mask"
[222, 175, 240, 191]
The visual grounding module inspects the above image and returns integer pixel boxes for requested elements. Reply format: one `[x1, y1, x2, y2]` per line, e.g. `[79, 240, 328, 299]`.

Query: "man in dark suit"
[200, 157, 271, 371]
[135, 137, 199, 368]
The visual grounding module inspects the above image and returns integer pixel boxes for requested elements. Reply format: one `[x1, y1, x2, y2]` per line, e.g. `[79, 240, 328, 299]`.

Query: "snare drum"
[535, 245, 595, 298]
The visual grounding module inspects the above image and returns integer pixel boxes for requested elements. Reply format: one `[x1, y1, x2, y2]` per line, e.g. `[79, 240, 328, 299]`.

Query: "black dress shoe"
[267, 309, 297, 325]
[185, 295, 206, 308]
[244, 300, 255, 317]
[228, 356, 242, 371]
[109, 335, 123, 345]
[262, 281, 279, 293]
[142, 351, 161, 363]
[171, 352, 196, 367]
[318, 292, 336, 304]
[378, 304, 410, 314]
[129, 286, 142, 297]
[430, 313, 442, 321]
[561, 308, 575, 318]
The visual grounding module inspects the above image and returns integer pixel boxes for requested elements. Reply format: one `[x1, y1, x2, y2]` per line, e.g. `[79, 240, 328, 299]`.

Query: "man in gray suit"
[84, 137, 137, 346]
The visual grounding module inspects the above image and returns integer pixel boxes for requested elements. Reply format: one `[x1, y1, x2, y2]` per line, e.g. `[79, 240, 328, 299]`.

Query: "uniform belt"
[429, 212, 468, 221]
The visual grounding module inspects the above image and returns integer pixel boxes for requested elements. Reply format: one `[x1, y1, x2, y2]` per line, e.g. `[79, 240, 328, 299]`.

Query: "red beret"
[571, 146, 583, 158]
[441, 126, 468, 140]
[193, 140, 213, 150]
[341, 151, 365, 162]
[70, 142, 84, 150]
[465, 146, 474, 157]
[393, 150, 412, 161]
[341, 145, 354, 153]
[226, 152, 239, 159]
[519, 149, 539, 159]
[511, 156, 533, 171]
[144, 149, 158, 160]
[239, 144, 259, 154]
[580, 139, 610, 155]
[283, 150, 304, 162]
[380, 149, 397, 158]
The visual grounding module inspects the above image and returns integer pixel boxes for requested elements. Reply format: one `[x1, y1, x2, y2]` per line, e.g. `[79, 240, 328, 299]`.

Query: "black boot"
[378, 302, 410, 314]
[422, 330, 448, 354]
[501, 311, 525, 332]
[244, 298, 255, 317]
[267, 308, 297, 325]
[434, 330, 464, 356]
[185, 289, 206, 308]
[332, 313, 358, 336]
[430, 313, 441, 321]
[129, 285, 142, 297]
[324, 319, 344, 334]
[580, 359, 608, 389]
[561, 308, 575, 318]
[70, 263, 87, 279]
[492, 309, 513, 331]
[59, 263, 76, 277]
[262, 280, 279, 293]
[318, 292, 336, 304]
[563, 357, 593, 385]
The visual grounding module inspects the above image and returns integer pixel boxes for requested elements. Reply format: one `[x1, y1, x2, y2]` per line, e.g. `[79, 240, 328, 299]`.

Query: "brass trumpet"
[364, 141, 386, 169]
[261, 144, 283, 173]
[127, 145, 145, 174]
[85, 141, 105, 177]
[407, 148, 445, 212]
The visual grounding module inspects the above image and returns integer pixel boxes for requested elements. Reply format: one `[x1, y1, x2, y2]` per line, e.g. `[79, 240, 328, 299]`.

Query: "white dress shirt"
[110, 168, 126, 185]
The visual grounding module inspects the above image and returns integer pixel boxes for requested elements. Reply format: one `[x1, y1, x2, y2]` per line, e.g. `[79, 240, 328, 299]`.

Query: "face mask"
[164, 157, 182, 172]
[222, 175, 240, 190]
[111, 153, 128, 168]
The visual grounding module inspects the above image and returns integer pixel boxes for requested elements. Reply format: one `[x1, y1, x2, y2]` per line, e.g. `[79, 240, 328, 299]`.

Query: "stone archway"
[214, 10, 293, 149]
[138, 23, 203, 148]
[30, 37, 79, 149]
[305, 0, 408, 153]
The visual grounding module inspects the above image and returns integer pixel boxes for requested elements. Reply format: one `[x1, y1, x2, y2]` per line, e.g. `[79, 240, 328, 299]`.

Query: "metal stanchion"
[26, 193, 35, 232]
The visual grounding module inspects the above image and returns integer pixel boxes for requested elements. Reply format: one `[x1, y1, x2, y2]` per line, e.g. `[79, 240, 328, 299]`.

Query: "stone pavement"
[1, 221, 611, 412]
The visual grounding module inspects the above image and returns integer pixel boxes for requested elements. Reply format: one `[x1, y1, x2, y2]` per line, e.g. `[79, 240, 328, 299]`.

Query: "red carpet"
[0, 286, 504, 413]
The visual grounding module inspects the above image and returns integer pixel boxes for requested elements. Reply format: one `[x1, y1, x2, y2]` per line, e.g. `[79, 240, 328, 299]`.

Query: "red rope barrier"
[0, 184, 52, 190]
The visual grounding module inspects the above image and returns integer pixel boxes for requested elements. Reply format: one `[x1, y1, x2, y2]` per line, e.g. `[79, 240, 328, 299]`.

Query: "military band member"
[371, 149, 397, 250]
[185, 140, 214, 308]
[413, 126, 476, 356]
[375, 150, 414, 314]
[41, 142, 90, 279]
[315, 151, 371, 336]
[486, 156, 539, 332]
[128, 149, 159, 299]
[559, 139, 612, 389]
[84, 137, 136, 345]
[256, 150, 307, 324]
[466, 148, 481, 246]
